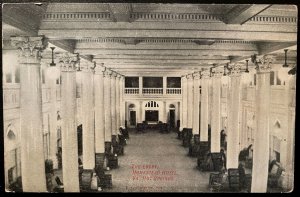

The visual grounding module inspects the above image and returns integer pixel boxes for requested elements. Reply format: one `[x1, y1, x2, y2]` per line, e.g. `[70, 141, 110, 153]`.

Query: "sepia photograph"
[2, 1, 297, 193]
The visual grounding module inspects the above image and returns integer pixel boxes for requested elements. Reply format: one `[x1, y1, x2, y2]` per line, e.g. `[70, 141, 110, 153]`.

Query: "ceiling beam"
[224, 4, 272, 24]
[93, 55, 230, 60]
[75, 41, 258, 51]
[39, 29, 297, 42]
[108, 3, 132, 22]
[76, 49, 257, 57]
[95, 59, 229, 65]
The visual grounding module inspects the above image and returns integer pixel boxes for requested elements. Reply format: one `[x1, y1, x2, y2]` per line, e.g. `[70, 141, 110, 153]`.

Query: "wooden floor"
[107, 129, 211, 192]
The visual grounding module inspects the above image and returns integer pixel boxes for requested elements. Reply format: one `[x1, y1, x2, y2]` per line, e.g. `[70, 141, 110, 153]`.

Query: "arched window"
[169, 104, 175, 109]
[129, 104, 135, 109]
[145, 101, 159, 108]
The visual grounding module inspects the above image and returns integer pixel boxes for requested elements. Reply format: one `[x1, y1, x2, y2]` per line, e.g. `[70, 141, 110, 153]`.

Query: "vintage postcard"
[2, 1, 296, 193]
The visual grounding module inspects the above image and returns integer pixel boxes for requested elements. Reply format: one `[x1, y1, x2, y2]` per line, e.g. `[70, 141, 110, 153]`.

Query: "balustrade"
[166, 88, 181, 94]
[142, 88, 163, 94]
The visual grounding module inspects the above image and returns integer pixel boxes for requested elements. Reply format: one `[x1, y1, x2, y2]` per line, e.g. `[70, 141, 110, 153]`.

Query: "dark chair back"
[55, 176, 63, 186]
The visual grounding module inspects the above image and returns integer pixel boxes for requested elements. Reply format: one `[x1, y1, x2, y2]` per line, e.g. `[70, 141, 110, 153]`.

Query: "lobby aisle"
[107, 129, 211, 192]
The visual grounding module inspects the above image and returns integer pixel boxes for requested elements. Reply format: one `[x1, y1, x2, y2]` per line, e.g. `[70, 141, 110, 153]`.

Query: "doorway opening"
[130, 111, 136, 126]
[145, 110, 159, 122]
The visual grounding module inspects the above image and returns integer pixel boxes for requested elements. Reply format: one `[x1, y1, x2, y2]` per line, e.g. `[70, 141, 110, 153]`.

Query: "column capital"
[201, 69, 211, 79]
[104, 69, 112, 78]
[58, 53, 79, 72]
[181, 75, 187, 80]
[253, 54, 276, 73]
[186, 74, 194, 80]
[111, 71, 118, 78]
[228, 62, 243, 76]
[193, 72, 201, 79]
[11, 36, 46, 62]
[80, 61, 95, 73]
[211, 66, 223, 77]
[94, 63, 106, 75]
[116, 74, 122, 79]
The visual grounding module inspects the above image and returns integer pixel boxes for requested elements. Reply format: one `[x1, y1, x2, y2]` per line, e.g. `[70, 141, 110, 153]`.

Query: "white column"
[192, 72, 201, 135]
[139, 100, 143, 123]
[111, 72, 117, 135]
[139, 76, 143, 95]
[104, 70, 112, 142]
[11, 36, 47, 192]
[120, 76, 125, 127]
[163, 101, 167, 122]
[163, 76, 167, 95]
[251, 55, 274, 192]
[59, 52, 80, 192]
[187, 74, 194, 128]
[211, 67, 223, 152]
[116, 75, 121, 130]
[200, 70, 210, 142]
[94, 64, 106, 158]
[227, 63, 243, 169]
[181, 76, 188, 129]
[81, 62, 95, 170]
[44, 60, 59, 170]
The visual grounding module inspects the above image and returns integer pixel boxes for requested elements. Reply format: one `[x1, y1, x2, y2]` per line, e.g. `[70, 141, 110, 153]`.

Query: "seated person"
[202, 151, 213, 171]
[268, 160, 284, 188]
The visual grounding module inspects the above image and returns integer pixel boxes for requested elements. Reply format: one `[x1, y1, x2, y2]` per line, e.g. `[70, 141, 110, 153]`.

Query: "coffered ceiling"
[2, 3, 297, 76]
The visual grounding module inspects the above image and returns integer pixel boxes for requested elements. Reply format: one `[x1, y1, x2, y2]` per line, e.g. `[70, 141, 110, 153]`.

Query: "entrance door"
[130, 111, 136, 126]
[169, 109, 175, 128]
[145, 110, 159, 122]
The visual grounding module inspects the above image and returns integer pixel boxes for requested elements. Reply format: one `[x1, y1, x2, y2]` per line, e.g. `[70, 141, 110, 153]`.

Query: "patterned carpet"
[106, 129, 211, 192]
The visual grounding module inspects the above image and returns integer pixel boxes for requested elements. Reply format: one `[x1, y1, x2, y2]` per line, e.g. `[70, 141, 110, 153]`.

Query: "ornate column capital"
[11, 36, 47, 63]
[186, 74, 194, 80]
[201, 69, 211, 79]
[211, 66, 223, 77]
[94, 63, 106, 75]
[116, 73, 122, 79]
[193, 72, 201, 80]
[252, 54, 275, 73]
[181, 75, 187, 81]
[104, 69, 112, 78]
[111, 71, 118, 78]
[80, 61, 92, 73]
[58, 53, 79, 72]
[228, 62, 243, 76]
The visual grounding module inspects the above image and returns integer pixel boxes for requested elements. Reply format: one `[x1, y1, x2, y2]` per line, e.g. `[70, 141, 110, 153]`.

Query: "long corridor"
[107, 129, 211, 192]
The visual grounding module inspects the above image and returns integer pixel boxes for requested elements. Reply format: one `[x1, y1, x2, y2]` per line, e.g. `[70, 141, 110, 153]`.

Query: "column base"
[182, 128, 193, 147]
[80, 169, 94, 192]
[197, 141, 210, 170]
[95, 153, 105, 168]
[105, 142, 112, 155]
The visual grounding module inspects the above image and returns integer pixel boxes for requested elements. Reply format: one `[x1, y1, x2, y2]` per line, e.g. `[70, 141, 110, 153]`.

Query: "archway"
[128, 103, 136, 126]
[144, 101, 159, 122]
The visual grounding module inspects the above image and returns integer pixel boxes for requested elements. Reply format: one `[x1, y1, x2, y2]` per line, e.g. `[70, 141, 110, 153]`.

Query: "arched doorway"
[144, 101, 159, 122]
[128, 103, 136, 127]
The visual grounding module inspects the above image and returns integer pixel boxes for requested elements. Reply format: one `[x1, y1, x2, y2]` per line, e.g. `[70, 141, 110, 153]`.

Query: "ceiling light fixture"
[283, 49, 289, 67]
[47, 47, 60, 80]
[245, 60, 249, 73]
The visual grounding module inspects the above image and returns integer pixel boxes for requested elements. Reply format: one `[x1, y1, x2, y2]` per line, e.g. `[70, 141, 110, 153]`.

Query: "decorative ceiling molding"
[247, 15, 297, 24]
[108, 3, 132, 22]
[42, 11, 297, 24]
[77, 38, 255, 45]
[223, 5, 272, 24]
